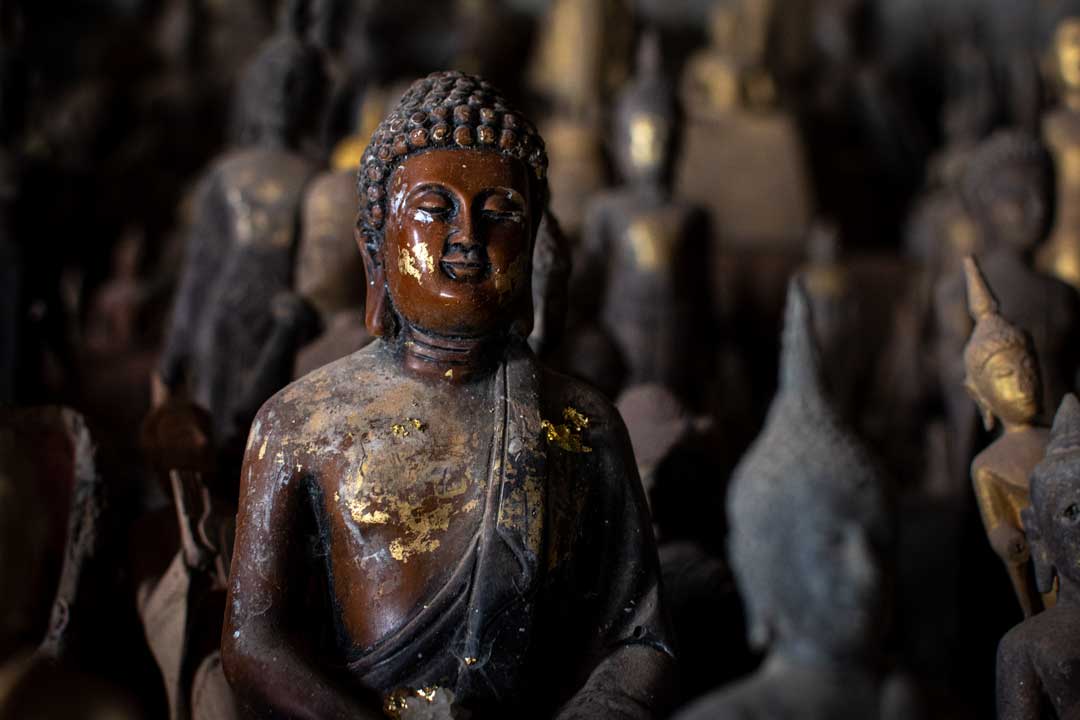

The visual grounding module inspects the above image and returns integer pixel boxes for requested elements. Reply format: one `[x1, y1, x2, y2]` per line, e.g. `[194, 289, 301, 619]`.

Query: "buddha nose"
[445, 207, 484, 258]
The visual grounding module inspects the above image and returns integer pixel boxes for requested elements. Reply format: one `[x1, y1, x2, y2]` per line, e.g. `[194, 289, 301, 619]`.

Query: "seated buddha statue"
[222, 71, 674, 720]
[997, 394, 1080, 719]
[674, 278, 921, 720]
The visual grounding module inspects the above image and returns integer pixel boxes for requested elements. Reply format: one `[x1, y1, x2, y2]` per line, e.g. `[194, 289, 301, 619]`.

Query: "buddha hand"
[989, 524, 1030, 564]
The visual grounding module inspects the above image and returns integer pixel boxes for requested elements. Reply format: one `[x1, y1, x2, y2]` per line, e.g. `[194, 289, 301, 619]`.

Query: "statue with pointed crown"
[962, 254, 1052, 618]
[572, 31, 711, 404]
[674, 278, 921, 720]
[997, 394, 1080, 719]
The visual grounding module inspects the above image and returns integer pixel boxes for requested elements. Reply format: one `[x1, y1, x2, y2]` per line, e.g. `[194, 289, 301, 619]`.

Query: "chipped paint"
[541, 406, 593, 453]
[398, 248, 422, 282]
[258, 436, 268, 460]
[412, 241, 434, 275]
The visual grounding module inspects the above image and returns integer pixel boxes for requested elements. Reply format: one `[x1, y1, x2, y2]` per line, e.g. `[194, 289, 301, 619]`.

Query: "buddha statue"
[574, 33, 711, 402]
[222, 71, 674, 719]
[676, 0, 813, 252]
[997, 394, 1080, 719]
[934, 130, 1080, 484]
[1037, 18, 1080, 290]
[963, 255, 1051, 618]
[155, 31, 326, 472]
[674, 278, 921, 720]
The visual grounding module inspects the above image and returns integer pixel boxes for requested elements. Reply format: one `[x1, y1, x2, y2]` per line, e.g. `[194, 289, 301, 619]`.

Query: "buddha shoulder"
[541, 367, 632, 453]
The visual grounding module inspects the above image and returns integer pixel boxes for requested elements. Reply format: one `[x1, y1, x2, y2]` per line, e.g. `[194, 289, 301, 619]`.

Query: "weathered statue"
[997, 394, 1080, 719]
[676, 0, 813, 251]
[1037, 18, 1080, 289]
[962, 256, 1052, 618]
[674, 279, 920, 720]
[155, 31, 326, 470]
[575, 34, 710, 401]
[222, 71, 673, 719]
[934, 130, 1080, 484]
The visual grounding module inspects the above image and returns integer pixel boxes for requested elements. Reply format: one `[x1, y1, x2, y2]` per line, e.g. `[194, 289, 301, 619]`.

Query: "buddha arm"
[972, 466, 1013, 537]
[996, 634, 1042, 720]
[222, 413, 381, 720]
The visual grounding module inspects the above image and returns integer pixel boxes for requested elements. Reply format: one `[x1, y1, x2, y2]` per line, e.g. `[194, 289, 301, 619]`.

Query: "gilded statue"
[963, 255, 1051, 618]
[1037, 18, 1080, 289]
[676, 0, 812, 251]
[222, 72, 673, 719]
[574, 34, 710, 402]
[997, 394, 1080, 719]
[674, 279, 921, 720]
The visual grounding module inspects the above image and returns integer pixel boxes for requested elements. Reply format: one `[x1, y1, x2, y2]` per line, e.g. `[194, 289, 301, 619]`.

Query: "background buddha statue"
[1037, 18, 1080, 290]
[997, 394, 1080, 719]
[963, 255, 1050, 618]
[674, 278, 921, 720]
[222, 71, 673, 720]
[572, 33, 711, 404]
[154, 29, 326, 478]
[934, 129, 1080, 485]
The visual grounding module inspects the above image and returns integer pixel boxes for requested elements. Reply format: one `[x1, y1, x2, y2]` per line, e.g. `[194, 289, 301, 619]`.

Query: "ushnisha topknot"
[357, 71, 549, 259]
[727, 276, 885, 648]
[962, 254, 1035, 376]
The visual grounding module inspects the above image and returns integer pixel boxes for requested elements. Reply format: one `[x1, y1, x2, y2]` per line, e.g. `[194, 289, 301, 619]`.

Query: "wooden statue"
[997, 394, 1080, 719]
[575, 33, 710, 402]
[676, 0, 813, 251]
[221, 71, 673, 720]
[934, 130, 1080, 485]
[1037, 18, 1080, 290]
[963, 256, 1051, 618]
[155, 31, 326, 471]
[674, 278, 920, 720]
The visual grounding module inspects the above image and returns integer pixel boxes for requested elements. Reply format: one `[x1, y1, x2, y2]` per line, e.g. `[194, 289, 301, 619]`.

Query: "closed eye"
[413, 189, 454, 217]
[481, 192, 525, 223]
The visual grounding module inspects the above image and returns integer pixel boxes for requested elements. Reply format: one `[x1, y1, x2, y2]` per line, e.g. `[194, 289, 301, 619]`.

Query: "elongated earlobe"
[965, 380, 996, 432]
[356, 227, 390, 337]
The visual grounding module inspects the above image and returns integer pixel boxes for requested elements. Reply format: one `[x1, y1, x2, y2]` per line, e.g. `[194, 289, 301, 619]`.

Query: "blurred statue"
[677, 0, 813, 251]
[963, 256, 1050, 618]
[997, 394, 1080, 719]
[934, 130, 1080, 484]
[1037, 18, 1080, 289]
[221, 72, 673, 719]
[155, 32, 326, 472]
[575, 34, 711, 402]
[674, 279, 920, 720]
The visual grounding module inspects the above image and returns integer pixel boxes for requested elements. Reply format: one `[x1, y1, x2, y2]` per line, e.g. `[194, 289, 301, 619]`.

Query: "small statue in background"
[1037, 18, 1080, 289]
[575, 33, 710, 402]
[155, 31, 326, 470]
[676, 0, 813, 251]
[674, 279, 921, 720]
[934, 130, 1080, 484]
[997, 394, 1080, 720]
[963, 255, 1050, 618]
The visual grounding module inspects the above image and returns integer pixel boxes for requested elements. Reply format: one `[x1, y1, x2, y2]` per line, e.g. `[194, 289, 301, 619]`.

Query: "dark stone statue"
[934, 130, 1080, 483]
[997, 394, 1080, 719]
[156, 31, 326, 471]
[221, 71, 673, 720]
[674, 279, 921, 720]
[574, 34, 710, 403]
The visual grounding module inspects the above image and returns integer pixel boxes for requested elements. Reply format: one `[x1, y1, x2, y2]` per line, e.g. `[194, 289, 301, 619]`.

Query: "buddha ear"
[1022, 506, 1056, 594]
[355, 226, 390, 337]
[964, 378, 996, 432]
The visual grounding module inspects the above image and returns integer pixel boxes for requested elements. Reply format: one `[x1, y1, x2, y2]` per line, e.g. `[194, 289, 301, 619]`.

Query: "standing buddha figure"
[1037, 17, 1080, 289]
[963, 255, 1051, 618]
[575, 34, 711, 402]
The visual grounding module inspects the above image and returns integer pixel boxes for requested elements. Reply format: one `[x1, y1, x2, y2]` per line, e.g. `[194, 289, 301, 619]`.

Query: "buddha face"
[972, 346, 1041, 425]
[1057, 20, 1080, 91]
[617, 112, 672, 186]
[380, 149, 534, 338]
[1029, 464, 1080, 591]
[775, 489, 890, 661]
[982, 166, 1047, 251]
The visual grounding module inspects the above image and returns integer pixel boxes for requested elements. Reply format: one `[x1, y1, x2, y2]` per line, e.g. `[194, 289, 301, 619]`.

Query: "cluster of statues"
[3, 0, 1080, 719]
